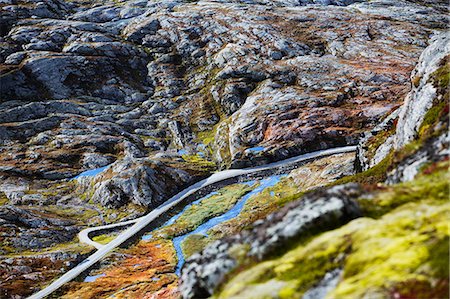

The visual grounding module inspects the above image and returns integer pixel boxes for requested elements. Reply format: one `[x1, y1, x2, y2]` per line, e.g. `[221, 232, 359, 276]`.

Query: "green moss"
[358, 163, 449, 217]
[213, 219, 353, 298]
[417, 57, 450, 139]
[334, 151, 394, 186]
[209, 177, 303, 240]
[228, 243, 252, 265]
[181, 153, 216, 170]
[427, 236, 449, 279]
[92, 233, 118, 245]
[181, 234, 209, 258]
[333, 201, 449, 299]
[346, 58, 448, 188]
[0, 192, 8, 205]
[154, 184, 253, 239]
[432, 58, 450, 89]
[418, 98, 447, 138]
[41, 205, 100, 224]
[275, 235, 350, 297]
[215, 200, 449, 299]
[196, 121, 222, 147]
[17, 181, 76, 202]
[4, 240, 93, 257]
[335, 129, 442, 187]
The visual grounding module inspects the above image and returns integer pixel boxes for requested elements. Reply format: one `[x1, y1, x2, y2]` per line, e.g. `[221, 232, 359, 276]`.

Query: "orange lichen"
[62, 240, 179, 299]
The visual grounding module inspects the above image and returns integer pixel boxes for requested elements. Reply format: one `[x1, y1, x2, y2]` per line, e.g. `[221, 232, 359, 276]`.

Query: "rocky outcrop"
[394, 32, 449, 149]
[180, 184, 362, 298]
[356, 31, 449, 171]
[87, 159, 198, 208]
[355, 108, 400, 171]
[386, 132, 449, 184]
[0, 205, 78, 253]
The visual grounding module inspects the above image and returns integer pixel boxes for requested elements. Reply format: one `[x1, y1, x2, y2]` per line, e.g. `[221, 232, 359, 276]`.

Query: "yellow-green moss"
[213, 219, 353, 299]
[92, 233, 118, 245]
[40, 205, 100, 224]
[195, 117, 226, 150]
[358, 162, 449, 217]
[214, 200, 449, 299]
[432, 57, 450, 89]
[0, 192, 8, 205]
[181, 153, 216, 170]
[333, 152, 394, 186]
[197, 129, 216, 146]
[418, 98, 447, 138]
[332, 201, 449, 299]
[418, 57, 450, 139]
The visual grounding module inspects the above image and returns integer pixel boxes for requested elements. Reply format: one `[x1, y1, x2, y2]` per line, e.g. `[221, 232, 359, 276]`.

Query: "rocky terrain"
[0, 0, 448, 298]
[179, 32, 449, 298]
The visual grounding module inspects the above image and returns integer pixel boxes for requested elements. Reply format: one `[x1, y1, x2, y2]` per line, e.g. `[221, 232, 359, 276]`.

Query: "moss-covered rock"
[213, 179, 449, 299]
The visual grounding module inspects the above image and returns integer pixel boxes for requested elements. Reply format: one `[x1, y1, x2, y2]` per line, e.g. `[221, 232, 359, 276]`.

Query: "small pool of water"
[72, 165, 110, 180]
[245, 146, 265, 154]
[141, 234, 153, 241]
[178, 149, 188, 156]
[172, 175, 285, 275]
[84, 273, 106, 282]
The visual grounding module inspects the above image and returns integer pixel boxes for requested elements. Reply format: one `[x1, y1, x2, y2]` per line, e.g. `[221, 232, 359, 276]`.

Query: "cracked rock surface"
[1, 0, 446, 180]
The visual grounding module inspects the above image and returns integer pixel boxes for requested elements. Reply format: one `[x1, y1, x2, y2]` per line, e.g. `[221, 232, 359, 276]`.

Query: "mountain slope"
[0, 0, 448, 298]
